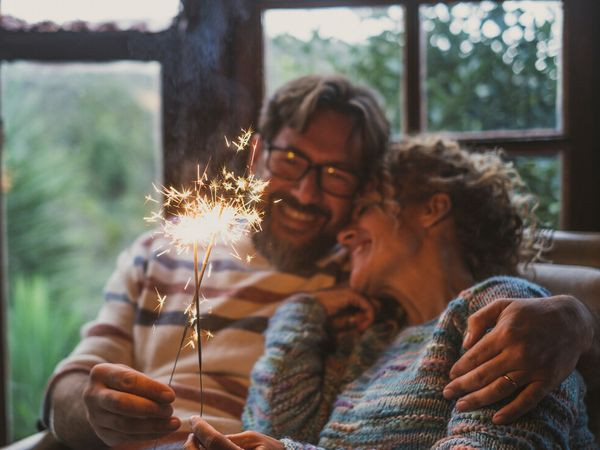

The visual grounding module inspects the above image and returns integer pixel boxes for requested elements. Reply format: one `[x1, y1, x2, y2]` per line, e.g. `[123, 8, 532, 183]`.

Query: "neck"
[376, 235, 474, 325]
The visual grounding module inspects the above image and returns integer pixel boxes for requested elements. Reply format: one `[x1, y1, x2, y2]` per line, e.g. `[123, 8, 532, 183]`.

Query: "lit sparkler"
[145, 128, 267, 415]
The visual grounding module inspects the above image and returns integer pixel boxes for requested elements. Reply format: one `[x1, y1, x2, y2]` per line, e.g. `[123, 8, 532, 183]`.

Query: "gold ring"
[503, 374, 519, 389]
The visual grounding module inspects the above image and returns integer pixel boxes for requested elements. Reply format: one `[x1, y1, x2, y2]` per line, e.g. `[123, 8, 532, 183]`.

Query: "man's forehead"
[275, 112, 364, 167]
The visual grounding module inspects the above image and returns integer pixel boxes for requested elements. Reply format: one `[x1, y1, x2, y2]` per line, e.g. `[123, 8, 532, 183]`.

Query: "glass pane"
[1, 0, 180, 31]
[264, 6, 405, 135]
[1, 62, 161, 441]
[422, 1, 562, 132]
[513, 155, 561, 229]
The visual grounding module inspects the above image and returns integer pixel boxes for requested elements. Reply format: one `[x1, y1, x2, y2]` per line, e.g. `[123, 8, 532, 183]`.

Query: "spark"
[245, 254, 255, 263]
[144, 129, 267, 417]
[154, 288, 167, 315]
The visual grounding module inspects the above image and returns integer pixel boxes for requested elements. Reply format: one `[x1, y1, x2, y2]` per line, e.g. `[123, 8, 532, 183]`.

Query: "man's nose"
[292, 168, 322, 203]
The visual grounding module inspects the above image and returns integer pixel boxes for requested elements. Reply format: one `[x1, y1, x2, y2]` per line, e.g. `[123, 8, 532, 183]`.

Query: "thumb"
[463, 298, 512, 348]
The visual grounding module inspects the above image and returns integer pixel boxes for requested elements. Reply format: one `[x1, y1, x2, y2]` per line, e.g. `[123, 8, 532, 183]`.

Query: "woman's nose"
[337, 225, 357, 247]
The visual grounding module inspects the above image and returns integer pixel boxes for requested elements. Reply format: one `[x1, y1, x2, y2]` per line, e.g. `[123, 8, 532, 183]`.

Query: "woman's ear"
[249, 134, 264, 174]
[421, 192, 452, 228]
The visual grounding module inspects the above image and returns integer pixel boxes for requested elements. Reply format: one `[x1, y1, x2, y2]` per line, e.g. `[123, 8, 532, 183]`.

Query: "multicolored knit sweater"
[243, 276, 597, 449]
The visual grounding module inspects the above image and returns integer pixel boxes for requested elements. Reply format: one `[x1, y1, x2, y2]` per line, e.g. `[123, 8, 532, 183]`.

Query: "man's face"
[252, 109, 363, 272]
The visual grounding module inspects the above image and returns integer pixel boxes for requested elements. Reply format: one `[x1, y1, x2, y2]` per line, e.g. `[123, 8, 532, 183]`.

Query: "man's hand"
[184, 416, 284, 450]
[83, 363, 181, 446]
[443, 295, 595, 424]
[313, 287, 375, 332]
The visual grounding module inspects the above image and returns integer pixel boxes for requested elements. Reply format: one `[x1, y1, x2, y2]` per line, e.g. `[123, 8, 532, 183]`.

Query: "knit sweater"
[43, 231, 345, 434]
[243, 276, 597, 449]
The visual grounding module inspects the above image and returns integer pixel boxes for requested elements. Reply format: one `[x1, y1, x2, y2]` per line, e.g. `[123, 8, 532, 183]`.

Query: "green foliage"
[8, 276, 85, 441]
[2, 63, 159, 440]
[513, 156, 560, 229]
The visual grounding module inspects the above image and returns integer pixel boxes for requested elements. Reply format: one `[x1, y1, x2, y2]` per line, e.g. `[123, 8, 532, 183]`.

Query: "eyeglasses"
[266, 144, 361, 198]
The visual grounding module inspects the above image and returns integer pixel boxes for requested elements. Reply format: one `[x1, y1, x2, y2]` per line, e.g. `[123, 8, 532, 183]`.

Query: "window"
[263, 1, 564, 228]
[2, 61, 161, 441]
[2, 0, 180, 31]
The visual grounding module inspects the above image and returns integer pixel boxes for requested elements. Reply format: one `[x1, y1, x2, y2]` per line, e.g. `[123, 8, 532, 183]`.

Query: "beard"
[252, 191, 338, 275]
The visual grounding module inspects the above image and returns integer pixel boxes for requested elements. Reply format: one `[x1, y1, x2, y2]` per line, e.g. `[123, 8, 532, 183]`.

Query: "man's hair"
[375, 136, 541, 280]
[258, 75, 390, 179]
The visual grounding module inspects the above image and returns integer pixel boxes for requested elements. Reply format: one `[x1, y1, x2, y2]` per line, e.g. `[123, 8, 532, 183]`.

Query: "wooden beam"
[0, 30, 163, 62]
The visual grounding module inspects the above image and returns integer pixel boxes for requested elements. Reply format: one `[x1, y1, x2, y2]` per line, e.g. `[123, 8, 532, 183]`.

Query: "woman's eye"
[354, 203, 374, 218]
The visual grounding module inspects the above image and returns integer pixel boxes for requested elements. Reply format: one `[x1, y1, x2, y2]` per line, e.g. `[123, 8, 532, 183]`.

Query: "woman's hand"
[184, 416, 284, 450]
[313, 287, 376, 332]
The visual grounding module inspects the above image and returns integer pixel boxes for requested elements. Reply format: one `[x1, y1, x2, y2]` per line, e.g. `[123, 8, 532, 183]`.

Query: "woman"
[186, 137, 596, 449]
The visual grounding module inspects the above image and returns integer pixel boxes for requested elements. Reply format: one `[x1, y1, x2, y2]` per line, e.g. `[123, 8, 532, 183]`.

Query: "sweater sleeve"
[433, 276, 597, 449]
[242, 295, 346, 444]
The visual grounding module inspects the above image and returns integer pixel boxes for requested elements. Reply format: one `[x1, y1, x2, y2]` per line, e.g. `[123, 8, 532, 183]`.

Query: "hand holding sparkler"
[83, 363, 180, 446]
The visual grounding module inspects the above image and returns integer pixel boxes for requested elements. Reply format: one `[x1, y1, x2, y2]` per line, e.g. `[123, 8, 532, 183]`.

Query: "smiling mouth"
[280, 203, 320, 222]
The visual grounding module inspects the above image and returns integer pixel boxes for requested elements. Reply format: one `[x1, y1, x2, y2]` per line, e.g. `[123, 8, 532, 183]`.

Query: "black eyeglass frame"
[265, 144, 363, 198]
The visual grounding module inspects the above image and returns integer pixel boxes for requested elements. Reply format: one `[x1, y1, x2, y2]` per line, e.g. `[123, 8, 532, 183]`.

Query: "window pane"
[2, 62, 161, 441]
[1, 0, 179, 31]
[264, 7, 404, 135]
[513, 155, 561, 228]
[422, 1, 562, 132]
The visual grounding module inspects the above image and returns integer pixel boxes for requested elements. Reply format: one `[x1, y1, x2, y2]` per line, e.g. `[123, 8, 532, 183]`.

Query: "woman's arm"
[242, 295, 347, 443]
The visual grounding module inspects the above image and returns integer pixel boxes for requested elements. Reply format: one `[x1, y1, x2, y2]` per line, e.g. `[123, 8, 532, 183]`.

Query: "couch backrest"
[520, 230, 600, 443]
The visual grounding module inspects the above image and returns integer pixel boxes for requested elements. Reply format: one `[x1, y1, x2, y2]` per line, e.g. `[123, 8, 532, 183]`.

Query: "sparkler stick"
[145, 129, 267, 418]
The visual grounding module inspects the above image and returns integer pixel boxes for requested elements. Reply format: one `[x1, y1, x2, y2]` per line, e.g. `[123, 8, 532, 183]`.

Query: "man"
[44, 75, 599, 448]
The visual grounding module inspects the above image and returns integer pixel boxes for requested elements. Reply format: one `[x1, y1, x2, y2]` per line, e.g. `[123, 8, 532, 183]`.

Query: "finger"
[190, 417, 241, 450]
[493, 381, 549, 424]
[462, 299, 512, 348]
[184, 433, 200, 450]
[454, 371, 526, 412]
[91, 388, 175, 419]
[91, 363, 175, 404]
[449, 329, 504, 381]
[94, 413, 180, 435]
[229, 431, 284, 450]
[446, 350, 514, 399]
[95, 420, 179, 444]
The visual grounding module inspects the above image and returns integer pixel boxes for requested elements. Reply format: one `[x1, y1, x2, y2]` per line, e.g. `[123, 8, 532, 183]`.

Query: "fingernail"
[456, 400, 468, 411]
[169, 417, 181, 429]
[462, 331, 472, 348]
[161, 390, 175, 402]
[443, 387, 455, 399]
[493, 414, 506, 425]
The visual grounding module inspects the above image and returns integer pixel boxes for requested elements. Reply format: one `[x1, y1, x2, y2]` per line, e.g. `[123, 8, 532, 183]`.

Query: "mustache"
[268, 191, 332, 220]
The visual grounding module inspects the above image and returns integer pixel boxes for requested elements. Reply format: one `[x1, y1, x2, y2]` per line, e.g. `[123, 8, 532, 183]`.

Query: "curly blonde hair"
[376, 136, 541, 281]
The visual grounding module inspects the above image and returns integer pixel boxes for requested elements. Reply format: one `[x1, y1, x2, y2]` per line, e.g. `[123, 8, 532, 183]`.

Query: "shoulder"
[447, 276, 550, 318]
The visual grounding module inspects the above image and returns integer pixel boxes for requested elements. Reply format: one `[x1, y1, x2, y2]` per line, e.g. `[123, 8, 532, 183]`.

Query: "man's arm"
[443, 264, 600, 424]
[51, 372, 106, 449]
[50, 364, 180, 448]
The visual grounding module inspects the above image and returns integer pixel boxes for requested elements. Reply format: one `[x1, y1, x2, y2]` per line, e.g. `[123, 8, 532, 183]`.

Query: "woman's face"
[338, 200, 423, 296]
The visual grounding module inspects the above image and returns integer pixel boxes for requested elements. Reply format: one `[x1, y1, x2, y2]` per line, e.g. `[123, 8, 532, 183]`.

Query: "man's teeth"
[282, 204, 317, 221]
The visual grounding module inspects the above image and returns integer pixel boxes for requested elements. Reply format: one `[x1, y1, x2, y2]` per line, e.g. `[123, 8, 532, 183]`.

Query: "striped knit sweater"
[243, 276, 597, 449]
[43, 231, 344, 434]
